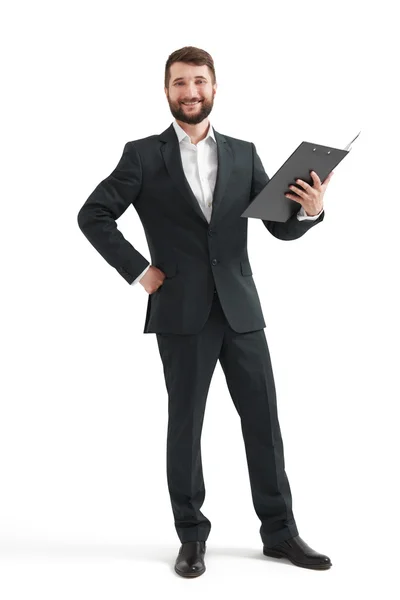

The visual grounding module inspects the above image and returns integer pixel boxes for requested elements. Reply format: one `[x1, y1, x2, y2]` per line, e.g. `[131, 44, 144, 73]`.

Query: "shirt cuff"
[131, 264, 151, 285]
[296, 206, 324, 221]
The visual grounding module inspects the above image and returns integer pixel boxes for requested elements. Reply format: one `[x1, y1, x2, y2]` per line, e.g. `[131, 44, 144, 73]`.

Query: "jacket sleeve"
[250, 142, 325, 241]
[131, 264, 151, 285]
[77, 142, 150, 284]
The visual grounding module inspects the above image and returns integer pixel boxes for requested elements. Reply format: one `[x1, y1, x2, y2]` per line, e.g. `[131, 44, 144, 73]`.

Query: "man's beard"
[167, 96, 214, 124]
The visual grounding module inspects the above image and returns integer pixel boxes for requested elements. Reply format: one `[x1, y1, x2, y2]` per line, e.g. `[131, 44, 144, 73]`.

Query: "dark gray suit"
[78, 123, 325, 546]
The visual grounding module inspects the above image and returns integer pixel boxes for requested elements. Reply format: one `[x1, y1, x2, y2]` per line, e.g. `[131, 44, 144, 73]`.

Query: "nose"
[185, 82, 199, 101]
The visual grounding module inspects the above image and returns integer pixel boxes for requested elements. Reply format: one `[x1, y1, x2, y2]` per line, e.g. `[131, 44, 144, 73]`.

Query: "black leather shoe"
[174, 541, 206, 577]
[263, 535, 332, 570]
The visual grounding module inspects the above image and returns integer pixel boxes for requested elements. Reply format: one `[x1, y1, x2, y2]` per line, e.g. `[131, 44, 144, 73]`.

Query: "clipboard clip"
[344, 130, 361, 152]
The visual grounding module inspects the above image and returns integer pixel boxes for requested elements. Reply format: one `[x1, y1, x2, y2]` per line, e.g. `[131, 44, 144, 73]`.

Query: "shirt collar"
[172, 119, 216, 144]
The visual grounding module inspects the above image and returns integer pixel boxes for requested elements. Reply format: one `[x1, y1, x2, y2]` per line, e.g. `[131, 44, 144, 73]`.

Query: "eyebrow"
[172, 76, 208, 83]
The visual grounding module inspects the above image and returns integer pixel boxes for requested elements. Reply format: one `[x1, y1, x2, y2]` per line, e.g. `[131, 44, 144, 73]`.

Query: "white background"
[1, 0, 399, 597]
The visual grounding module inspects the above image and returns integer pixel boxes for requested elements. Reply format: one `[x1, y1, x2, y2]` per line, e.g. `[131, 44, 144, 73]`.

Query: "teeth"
[183, 101, 200, 105]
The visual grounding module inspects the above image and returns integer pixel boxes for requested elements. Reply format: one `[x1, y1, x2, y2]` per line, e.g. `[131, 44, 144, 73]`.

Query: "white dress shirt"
[132, 120, 323, 285]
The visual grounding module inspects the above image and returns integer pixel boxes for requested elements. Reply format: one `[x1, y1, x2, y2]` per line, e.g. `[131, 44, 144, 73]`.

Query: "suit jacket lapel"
[159, 123, 233, 226]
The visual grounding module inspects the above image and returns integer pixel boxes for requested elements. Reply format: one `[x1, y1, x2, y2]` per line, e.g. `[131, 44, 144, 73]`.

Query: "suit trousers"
[155, 287, 299, 547]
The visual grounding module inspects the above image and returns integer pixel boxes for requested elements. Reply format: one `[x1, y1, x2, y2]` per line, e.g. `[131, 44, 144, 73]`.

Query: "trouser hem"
[177, 526, 211, 543]
[261, 523, 299, 548]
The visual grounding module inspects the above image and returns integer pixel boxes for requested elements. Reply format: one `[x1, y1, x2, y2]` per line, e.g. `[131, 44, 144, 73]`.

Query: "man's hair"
[164, 46, 216, 89]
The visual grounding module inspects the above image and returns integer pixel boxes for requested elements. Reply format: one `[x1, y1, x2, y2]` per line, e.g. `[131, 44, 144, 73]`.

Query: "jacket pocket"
[156, 261, 178, 278]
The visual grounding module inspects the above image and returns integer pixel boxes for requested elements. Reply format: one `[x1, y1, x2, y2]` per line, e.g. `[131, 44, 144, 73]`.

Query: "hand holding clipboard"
[241, 131, 361, 222]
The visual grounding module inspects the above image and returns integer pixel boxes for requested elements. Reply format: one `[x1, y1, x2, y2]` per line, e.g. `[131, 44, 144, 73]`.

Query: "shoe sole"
[174, 565, 206, 577]
[263, 548, 332, 570]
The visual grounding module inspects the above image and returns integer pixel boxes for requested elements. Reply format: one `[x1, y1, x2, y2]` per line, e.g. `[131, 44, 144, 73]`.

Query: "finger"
[310, 171, 321, 185]
[288, 184, 307, 199]
[322, 171, 334, 185]
[285, 193, 303, 205]
[294, 178, 313, 193]
[310, 170, 322, 187]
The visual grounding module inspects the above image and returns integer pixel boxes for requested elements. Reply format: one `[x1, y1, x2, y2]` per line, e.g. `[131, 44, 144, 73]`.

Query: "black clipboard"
[241, 131, 361, 222]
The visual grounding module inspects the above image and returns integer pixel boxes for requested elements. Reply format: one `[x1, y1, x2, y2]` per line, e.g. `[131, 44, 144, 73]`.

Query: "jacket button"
[208, 229, 213, 236]
[211, 259, 218, 266]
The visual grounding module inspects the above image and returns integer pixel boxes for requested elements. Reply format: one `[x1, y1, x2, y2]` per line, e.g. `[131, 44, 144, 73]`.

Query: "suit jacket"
[77, 123, 325, 335]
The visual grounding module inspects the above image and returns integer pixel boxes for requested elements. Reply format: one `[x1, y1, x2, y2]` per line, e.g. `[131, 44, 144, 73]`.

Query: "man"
[77, 46, 333, 577]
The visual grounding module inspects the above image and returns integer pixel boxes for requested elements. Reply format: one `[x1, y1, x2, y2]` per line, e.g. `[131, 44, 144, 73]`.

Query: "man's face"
[164, 62, 217, 125]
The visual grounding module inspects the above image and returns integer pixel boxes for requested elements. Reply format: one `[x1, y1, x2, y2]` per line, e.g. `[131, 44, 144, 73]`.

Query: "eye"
[175, 80, 206, 86]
